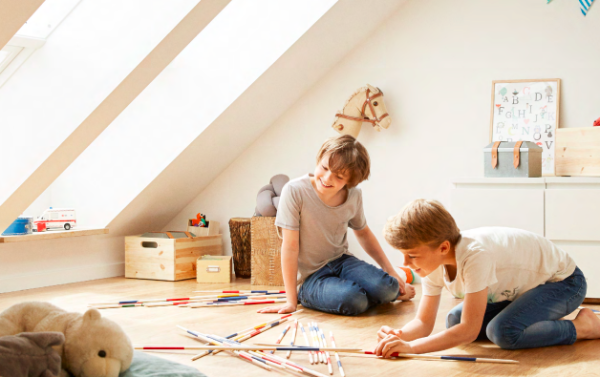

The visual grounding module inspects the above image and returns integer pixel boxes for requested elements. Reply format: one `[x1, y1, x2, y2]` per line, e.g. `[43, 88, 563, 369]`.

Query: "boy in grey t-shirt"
[258, 135, 415, 316]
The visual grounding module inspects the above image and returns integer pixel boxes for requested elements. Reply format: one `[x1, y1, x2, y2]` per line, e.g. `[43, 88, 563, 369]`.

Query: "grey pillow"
[120, 351, 207, 377]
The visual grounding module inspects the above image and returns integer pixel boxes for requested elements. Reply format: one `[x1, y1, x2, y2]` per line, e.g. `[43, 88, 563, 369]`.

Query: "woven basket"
[250, 216, 284, 286]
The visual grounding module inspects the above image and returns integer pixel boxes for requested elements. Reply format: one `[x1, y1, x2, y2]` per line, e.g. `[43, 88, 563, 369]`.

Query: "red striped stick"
[193, 290, 286, 294]
[188, 299, 287, 308]
[285, 319, 298, 359]
[269, 324, 291, 354]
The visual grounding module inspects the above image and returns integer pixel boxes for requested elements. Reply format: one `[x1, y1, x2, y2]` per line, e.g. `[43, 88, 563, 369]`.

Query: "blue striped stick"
[299, 322, 314, 364]
[329, 332, 345, 377]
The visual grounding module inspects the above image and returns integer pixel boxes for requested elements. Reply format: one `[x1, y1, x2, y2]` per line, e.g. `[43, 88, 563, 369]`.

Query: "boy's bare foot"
[398, 283, 416, 301]
[574, 308, 600, 340]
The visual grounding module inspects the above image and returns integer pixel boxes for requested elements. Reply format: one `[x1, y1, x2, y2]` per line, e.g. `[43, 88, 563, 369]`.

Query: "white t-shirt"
[422, 227, 577, 303]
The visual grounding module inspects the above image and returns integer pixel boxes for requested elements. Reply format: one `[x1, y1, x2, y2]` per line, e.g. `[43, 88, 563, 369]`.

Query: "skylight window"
[17, 0, 81, 39]
[0, 47, 21, 71]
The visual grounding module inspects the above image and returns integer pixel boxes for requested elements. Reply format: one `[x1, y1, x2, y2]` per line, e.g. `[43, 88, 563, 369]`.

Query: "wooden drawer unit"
[125, 234, 223, 281]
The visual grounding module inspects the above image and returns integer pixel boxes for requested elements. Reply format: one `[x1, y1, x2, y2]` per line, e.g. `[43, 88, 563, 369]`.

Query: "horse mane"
[342, 86, 368, 109]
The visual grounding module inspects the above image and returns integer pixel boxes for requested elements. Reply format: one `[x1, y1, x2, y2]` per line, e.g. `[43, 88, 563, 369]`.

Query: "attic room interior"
[1, 0, 599, 376]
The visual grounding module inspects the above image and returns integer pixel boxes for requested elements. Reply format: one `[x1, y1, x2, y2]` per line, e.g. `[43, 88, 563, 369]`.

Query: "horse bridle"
[335, 88, 389, 126]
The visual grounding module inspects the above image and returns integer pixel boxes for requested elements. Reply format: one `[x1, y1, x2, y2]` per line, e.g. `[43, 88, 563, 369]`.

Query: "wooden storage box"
[196, 255, 232, 283]
[187, 219, 220, 237]
[251, 217, 284, 286]
[125, 234, 223, 281]
[556, 127, 600, 176]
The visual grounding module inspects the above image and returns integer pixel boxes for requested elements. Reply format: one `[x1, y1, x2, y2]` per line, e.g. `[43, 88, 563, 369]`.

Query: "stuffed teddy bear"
[0, 302, 133, 377]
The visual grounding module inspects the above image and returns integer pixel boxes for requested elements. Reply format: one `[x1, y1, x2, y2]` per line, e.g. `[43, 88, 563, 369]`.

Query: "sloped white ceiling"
[114, 0, 407, 236]
[44, 0, 337, 229]
[0, 0, 200, 211]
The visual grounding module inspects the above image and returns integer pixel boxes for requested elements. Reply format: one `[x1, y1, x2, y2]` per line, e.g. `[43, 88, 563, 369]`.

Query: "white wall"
[166, 0, 600, 268]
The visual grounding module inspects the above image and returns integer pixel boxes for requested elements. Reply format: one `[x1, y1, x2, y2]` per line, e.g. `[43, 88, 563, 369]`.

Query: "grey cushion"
[120, 351, 206, 377]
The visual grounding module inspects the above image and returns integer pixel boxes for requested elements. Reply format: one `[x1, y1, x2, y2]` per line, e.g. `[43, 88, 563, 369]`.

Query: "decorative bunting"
[547, 0, 596, 16]
[579, 0, 596, 15]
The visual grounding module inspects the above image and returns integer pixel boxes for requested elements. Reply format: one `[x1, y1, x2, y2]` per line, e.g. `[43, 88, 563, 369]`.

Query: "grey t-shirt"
[275, 174, 367, 286]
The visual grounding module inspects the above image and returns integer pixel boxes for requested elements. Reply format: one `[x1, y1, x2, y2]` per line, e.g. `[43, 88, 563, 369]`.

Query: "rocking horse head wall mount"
[332, 84, 391, 138]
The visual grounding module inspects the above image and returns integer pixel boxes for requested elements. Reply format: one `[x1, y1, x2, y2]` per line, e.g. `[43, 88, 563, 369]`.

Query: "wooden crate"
[250, 217, 284, 286]
[187, 220, 220, 237]
[197, 255, 232, 283]
[125, 234, 223, 281]
[556, 127, 600, 176]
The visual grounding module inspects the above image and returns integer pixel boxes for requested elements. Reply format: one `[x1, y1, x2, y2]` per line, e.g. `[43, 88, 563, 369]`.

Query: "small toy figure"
[594, 117, 600, 127]
[191, 213, 207, 227]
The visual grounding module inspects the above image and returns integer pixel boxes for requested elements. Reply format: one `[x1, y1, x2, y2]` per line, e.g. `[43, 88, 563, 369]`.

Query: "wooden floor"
[1, 277, 599, 377]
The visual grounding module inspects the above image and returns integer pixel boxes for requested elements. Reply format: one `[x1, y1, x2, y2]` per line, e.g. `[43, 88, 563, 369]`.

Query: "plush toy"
[191, 213, 207, 227]
[0, 302, 133, 377]
[594, 117, 600, 127]
[255, 174, 290, 217]
[0, 332, 63, 377]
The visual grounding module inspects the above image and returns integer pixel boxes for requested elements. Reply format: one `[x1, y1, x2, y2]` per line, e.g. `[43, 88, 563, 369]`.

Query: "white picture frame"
[490, 79, 561, 176]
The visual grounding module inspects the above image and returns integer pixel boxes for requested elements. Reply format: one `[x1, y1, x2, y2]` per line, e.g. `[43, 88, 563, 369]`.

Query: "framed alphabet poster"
[489, 79, 561, 176]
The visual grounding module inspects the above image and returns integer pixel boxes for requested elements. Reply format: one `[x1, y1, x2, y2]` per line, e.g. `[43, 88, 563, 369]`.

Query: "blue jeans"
[446, 267, 586, 349]
[297, 254, 399, 316]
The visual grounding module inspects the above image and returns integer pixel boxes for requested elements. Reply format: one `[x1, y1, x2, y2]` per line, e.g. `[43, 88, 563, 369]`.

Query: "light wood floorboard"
[1, 277, 599, 377]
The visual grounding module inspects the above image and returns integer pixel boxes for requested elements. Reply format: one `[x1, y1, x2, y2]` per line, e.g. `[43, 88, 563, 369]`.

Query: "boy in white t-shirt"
[373, 199, 600, 356]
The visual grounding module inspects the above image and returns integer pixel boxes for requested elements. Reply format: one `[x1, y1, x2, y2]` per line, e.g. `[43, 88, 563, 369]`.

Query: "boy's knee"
[486, 319, 519, 350]
[446, 311, 461, 329]
[445, 304, 463, 329]
[370, 273, 400, 304]
[337, 286, 369, 316]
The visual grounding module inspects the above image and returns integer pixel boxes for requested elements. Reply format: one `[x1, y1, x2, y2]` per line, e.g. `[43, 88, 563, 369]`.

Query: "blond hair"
[384, 199, 461, 250]
[316, 135, 370, 189]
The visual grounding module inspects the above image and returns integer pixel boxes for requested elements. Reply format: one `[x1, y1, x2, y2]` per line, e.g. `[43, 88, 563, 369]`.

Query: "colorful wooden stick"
[362, 351, 518, 364]
[299, 322, 314, 364]
[183, 330, 272, 371]
[177, 294, 287, 306]
[318, 327, 333, 375]
[313, 323, 326, 364]
[285, 319, 298, 359]
[204, 333, 328, 377]
[329, 332, 345, 377]
[193, 290, 286, 294]
[252, 344, 519, 364]
[140, 345, 363, 352]
[270, 324, 291, 354]
[222, 309, 303, 340]
[178, 315, 291, 358]
[188, 299, 288, 308]
[309, 323, 323, 363]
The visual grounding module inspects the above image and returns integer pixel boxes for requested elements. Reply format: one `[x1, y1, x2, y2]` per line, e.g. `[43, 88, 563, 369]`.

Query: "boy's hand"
[388, 270, 406, 296]
[257, 302, 297, 314]
[374, 333, 413, 358]
[377, 325, 402, 341]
